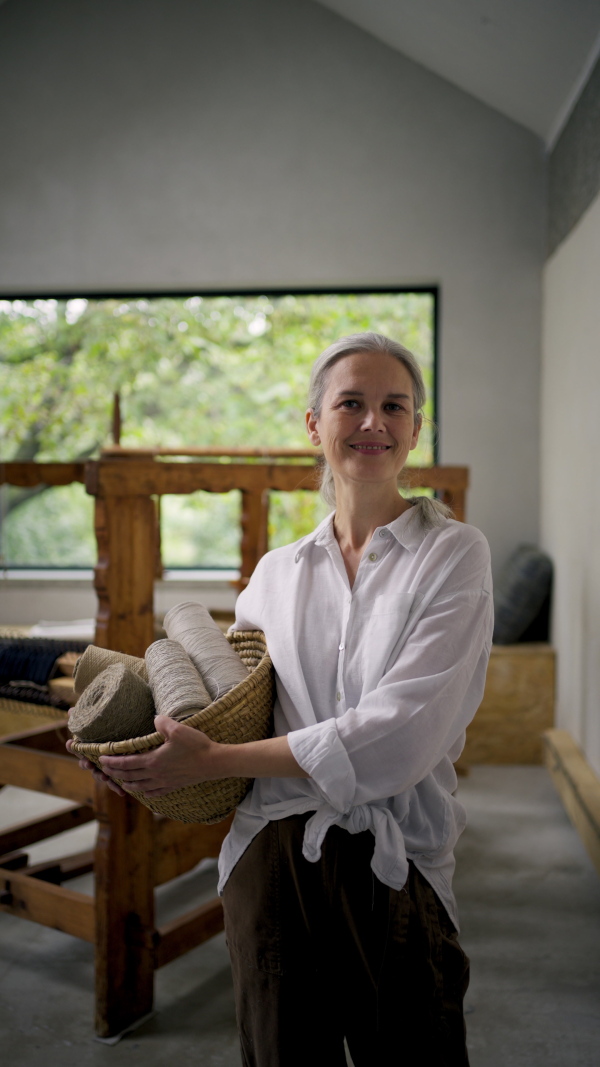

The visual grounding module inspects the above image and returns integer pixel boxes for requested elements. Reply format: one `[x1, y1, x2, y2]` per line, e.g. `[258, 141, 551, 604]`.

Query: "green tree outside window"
[0, 293, 435, 568]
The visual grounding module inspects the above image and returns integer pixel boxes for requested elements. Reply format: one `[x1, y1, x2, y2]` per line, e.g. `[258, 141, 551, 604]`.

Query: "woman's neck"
[332, 482, 412, 585]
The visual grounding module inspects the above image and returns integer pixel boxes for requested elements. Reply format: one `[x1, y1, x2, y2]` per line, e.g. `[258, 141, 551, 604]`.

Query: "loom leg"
[94, 783, 155, 1038]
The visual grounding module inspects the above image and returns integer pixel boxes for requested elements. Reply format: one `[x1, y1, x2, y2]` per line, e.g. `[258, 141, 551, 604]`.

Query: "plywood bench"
[463, 643, 555, 764]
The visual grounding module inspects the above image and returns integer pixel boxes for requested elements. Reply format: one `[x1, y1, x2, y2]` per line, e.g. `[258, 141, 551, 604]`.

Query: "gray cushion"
[493, 544, 553, 645]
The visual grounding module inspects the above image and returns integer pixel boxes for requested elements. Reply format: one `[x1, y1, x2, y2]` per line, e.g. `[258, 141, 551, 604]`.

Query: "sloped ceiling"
[315, 0, 600, 143]
[2, 0, 599, 143]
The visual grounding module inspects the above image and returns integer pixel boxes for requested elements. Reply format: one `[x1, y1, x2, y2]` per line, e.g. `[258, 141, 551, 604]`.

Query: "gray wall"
[0, 0, 545, 569]
[548, 53, 600, 257]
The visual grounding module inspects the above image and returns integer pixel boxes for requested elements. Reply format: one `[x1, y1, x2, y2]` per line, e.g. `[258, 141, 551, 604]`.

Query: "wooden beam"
[544, 729, 600, 878]
[1, 721, 71, 754]
[0, 851, 29, 870]
[2, 459, 469, 497]
[0, 462, 86, 487]
[0, 803, 95, 856]
[88, 459, 469, 499]
[25, 849, 95, 884]
[93, 493, 156, 656]
[154, 897, 224, 969]
[439, 486, 466, 523]
[90, 459, 319, 497]
[102, 446, 320, 458]
[0, 746, 95, 806]
[112, 393, 121, 446]
[403, 466, 469, 492]
[94, 783, 155, 1038]
[153, 813, 233, 886]
[0, 865, 94, 941]
[240, 488, 269, 585]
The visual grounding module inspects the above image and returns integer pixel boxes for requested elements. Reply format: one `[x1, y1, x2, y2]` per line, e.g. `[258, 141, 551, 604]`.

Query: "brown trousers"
[222, 814, 470, 1067]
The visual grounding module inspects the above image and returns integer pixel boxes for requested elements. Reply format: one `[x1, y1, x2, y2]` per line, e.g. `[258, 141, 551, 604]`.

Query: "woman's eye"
[341, 400, 359, 408]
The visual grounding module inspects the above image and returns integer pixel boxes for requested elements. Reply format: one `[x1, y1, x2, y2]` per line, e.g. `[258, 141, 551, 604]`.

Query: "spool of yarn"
[164, 602, 249, 701]
[145, 639, 212, 721]
[69, 663, 156, 743]
[73, 646, 148, 696]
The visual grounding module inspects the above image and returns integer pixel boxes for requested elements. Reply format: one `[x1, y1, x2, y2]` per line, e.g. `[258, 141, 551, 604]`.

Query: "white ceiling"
[315, 0, 600, 144]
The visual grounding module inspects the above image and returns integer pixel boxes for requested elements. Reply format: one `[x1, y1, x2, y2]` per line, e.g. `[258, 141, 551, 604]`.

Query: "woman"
[74, 333, 493, 1066]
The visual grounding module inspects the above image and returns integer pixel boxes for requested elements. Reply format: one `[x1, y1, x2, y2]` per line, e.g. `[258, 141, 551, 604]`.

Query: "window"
[0, 290, 436, 569]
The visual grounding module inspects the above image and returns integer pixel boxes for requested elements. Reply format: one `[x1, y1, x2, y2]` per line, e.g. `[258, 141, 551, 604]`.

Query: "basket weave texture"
[69, 631, 273, 824]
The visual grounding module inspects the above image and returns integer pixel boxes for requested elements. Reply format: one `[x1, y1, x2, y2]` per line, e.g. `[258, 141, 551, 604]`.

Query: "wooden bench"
[463, 643, 556, 765]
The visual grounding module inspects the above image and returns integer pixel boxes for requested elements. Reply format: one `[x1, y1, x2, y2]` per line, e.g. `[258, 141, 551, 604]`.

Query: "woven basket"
[69, 630, 274, 824]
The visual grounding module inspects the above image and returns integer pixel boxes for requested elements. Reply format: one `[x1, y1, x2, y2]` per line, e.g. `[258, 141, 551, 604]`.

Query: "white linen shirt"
[217, 506, 493, 929]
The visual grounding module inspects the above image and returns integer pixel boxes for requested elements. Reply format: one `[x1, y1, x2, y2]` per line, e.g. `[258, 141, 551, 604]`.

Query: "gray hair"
[308, 332, 452, 529]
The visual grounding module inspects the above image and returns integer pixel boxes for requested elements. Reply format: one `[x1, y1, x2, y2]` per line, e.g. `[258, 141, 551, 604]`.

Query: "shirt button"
[339, 643, 345, 651]
[378, 529, 387, 538]
[368, 552, 378, 562]
[336, 691, 341, 701]
[295, 553, 300, 563]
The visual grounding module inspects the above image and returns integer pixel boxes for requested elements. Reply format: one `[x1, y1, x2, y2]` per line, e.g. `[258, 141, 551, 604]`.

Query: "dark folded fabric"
[0, 638, 89, 687]
[0, 637, 89, 654]
[0, 683, 71, 712]
[493, 544, 553, 645]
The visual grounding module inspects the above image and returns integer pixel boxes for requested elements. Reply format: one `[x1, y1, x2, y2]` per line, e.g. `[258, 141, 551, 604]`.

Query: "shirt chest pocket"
[359, 592, 416, 690]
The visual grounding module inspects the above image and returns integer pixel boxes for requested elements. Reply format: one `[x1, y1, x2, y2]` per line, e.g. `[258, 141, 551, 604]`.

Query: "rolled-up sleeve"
[288, 541, 493, 807]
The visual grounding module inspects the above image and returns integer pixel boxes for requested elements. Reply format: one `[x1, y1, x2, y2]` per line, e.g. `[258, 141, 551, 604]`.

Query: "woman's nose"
[360, 408, 386, 431]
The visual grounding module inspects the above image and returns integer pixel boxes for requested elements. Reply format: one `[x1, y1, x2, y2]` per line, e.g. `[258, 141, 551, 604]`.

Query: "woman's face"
[306, 351, 421, 492]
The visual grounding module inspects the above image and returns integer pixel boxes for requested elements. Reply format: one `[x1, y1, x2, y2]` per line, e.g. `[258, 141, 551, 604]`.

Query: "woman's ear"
[305, 408, 320, 446]
[410, 413, 423, 451]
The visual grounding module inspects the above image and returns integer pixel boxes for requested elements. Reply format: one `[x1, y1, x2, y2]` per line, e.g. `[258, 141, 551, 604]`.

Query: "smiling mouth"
[349, 444, 391, 453]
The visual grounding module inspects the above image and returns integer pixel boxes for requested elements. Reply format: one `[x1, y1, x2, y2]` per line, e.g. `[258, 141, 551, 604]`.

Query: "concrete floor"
[0, 767, 598, 1066]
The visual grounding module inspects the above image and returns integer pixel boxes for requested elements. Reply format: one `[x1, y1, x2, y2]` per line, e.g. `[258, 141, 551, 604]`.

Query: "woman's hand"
[66, 715, 308, 797]
[66, 715, 220, 798]
[98, 715, 220, 797]
[65, 739, 127, 796]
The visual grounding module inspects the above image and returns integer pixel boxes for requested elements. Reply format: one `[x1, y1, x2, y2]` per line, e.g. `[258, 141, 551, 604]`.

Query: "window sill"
[1, 569, 239, 583]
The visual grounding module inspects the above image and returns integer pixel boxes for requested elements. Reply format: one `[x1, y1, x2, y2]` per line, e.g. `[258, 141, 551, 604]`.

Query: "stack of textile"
[68, 603, 274, 823]
[0, 636, 88, 717]
[69, 602, 249, 743]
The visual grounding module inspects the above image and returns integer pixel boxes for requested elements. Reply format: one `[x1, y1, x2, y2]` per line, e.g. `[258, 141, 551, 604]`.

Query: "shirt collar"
[293, 511, 335, 561]
[294, 503, 428, 561]
[386, 504, 429, 554]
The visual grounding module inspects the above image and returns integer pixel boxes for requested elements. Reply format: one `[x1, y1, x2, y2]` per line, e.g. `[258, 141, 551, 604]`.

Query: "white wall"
[541, 189, 600, 775]
[0, 575, 237, 627]
[0, 0, 545, 570]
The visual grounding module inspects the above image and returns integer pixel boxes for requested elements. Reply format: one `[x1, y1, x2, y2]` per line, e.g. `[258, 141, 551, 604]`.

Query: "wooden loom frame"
[0, 453, 468, 1037]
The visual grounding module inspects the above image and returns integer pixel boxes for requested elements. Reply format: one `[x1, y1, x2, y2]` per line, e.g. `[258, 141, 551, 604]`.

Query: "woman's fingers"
[134, 785, 177, 798]
[66, 714, 219, 796]
[98, 717, 218, 794]
[65, 736, 127, 796]
[98, 754, 157, 781]
[94, 771, 127, 796]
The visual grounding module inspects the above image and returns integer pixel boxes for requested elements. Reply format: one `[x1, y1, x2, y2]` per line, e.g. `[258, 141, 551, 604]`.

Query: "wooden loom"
[0, 452, 468, 1037]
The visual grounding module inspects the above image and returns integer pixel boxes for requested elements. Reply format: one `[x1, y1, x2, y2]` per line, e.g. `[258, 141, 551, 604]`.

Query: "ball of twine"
[164, 602, 249, 701]
[145, 639, 211, 721]
[73, 645, 148, 696]
[69, 663, 156, 743]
